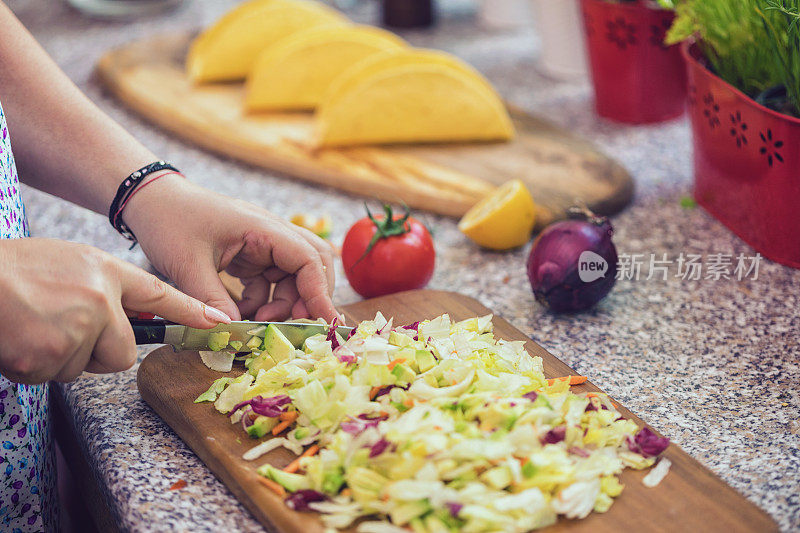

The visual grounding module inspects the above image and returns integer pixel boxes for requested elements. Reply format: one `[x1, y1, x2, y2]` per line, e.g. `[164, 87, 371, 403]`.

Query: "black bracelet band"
[109, 161, 179, 243]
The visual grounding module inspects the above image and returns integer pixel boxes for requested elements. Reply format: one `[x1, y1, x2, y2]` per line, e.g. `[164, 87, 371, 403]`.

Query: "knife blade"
[130, 319, 353, 351]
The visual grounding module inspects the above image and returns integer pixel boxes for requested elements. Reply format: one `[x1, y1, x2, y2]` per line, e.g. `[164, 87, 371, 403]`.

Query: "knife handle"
[129, 318, 170, 345]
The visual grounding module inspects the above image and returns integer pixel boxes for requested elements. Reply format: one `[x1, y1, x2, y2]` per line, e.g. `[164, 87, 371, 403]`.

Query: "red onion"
[527, 207, 618, 313]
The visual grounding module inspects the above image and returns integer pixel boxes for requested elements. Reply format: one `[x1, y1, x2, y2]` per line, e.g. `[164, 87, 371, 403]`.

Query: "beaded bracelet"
[109, 161, 181, 243]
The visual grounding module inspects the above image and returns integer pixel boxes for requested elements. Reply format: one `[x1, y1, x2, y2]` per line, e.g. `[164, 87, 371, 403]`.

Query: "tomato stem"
[354, 203, 411, 265]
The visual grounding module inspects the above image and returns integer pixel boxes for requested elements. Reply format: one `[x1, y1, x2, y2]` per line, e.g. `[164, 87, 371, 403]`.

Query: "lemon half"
[458, 180, 536, 250]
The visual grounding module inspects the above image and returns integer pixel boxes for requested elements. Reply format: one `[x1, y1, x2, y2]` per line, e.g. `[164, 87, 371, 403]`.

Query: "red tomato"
[342, 205, 435, 298]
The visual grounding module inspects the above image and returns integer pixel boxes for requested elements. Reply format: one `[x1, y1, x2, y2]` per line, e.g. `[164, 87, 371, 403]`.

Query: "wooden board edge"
[136, 357, 309, 533]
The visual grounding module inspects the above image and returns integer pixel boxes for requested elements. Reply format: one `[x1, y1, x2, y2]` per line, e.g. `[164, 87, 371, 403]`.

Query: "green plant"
[665, 0, 800, 117]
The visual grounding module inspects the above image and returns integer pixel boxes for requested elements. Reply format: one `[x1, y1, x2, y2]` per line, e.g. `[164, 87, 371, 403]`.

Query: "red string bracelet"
[113, 170, 183, 223]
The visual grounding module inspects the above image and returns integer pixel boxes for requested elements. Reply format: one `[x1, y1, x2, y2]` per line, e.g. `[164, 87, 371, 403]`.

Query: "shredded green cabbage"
[201, 313, 667, 531]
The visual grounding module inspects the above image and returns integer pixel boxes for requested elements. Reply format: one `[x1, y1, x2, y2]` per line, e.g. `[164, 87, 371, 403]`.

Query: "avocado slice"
[256, 464, 310, 492]
[263, 324, 295, 363]
[208, 331, 231, 351]
[246, 415, 278, 438]
[391, 363, 416, 385]
[414, 350, 436, 373]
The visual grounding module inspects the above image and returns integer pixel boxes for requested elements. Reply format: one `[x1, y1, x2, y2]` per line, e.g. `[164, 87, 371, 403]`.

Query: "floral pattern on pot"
[702, 93, 721, 129]
[605, 16, 636, 49]
[729, 111, 748, 148]
[758, 129, 784, 167]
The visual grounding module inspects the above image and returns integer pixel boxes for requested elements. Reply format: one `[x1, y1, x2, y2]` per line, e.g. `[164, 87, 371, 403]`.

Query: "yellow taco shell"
[187, 0, 347, 83]
[245, 25, 406, 111]
[316, 49, 514, 146]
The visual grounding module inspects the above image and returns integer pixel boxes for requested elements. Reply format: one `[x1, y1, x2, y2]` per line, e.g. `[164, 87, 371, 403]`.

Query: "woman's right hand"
[0, 238, 231, 384]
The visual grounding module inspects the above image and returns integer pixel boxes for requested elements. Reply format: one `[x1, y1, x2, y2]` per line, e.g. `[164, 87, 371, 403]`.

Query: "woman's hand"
[0, 238, 230, 384]
[123, 176, 338, 323]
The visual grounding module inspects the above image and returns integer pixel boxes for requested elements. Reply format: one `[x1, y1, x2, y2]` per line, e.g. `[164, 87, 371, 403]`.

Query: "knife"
[129, 319, 353, 351]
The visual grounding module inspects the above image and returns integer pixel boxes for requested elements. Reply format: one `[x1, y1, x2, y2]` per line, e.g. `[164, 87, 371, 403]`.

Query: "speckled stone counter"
[6, 0, 799, 531]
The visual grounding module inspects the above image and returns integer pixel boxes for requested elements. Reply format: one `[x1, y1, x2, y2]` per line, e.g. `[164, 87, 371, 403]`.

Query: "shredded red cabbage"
[285, 489, 328, 512]
[228, 395, 291, 418]
[541, 426, 566, 444]
[337, 354, 356, 364]
[629, 427, 670, 457]
[446, 502, 463, 517]
[402, 321, 421, 331]
[325, 318, 341, 350]
[369, 438, 391, 458]
[523, 391, 538, 402]
[346, 328, 357, 340]
[373, 383, 410, 399]
[568, 446, 590, 457]
[241, 407, 255, 431]
[340, 415, 382, 435]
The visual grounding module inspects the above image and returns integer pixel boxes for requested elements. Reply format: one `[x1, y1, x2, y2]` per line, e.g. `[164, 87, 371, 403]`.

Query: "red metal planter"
[684, 43, 800, 269]
[580, 0, 686, 124]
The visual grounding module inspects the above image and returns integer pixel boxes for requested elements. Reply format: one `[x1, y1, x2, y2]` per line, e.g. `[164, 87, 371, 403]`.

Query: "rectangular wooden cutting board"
[97, 34, 633, 229]
[137, 290, 777, 532]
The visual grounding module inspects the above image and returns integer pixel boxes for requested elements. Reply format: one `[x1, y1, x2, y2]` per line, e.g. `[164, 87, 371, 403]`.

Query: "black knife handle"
[129, 319, 171, 345]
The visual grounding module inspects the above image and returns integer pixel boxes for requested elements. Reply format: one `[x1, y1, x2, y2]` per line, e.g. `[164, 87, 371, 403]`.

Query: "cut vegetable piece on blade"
[315, 48, 515, 146]
[263, 324, 296, 362]
[187, 0, 348, 83]
[207, 331, 231, 351]
[199, 350, 235, 372]
[246, 25, 406, 111]
[458, 179, 536, 250]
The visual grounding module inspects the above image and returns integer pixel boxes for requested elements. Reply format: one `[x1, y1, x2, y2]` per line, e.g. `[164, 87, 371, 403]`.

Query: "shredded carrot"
[387, 358, 407, 370]
[283, 445, 320, 474]
[402, 398, 414, 408]
[169, 479, 187, 491]
[272, 419, 293, 436]
[546, 375, 588, 386]
[433, 425, 443, 431]
[586, 392, 600, 398]
[340, 488, 352, 497]
[517, 456, 530, 466]
[278, 411, 299, 422]
[369, 386, 381, 400]
[256, 476, 286, 497]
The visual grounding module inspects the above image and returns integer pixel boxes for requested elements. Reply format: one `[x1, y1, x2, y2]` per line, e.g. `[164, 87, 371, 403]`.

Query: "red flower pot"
[580, 0, 686, 124]
[683, 43, 800, 269]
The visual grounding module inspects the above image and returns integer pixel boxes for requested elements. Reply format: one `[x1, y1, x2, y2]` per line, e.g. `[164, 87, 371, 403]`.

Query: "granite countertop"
[6, 0, 799, 531]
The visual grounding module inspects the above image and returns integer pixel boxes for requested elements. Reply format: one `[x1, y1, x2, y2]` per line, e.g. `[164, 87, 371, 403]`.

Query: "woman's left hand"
[123, 175, 338, 323]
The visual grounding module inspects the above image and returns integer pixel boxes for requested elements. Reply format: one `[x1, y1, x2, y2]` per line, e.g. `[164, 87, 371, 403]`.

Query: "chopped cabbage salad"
[196, 313, 670, 532]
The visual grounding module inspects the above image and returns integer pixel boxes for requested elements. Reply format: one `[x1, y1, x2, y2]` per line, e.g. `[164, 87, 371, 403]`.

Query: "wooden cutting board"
[97, 33, 633, 228]
[137, 289, 776, 533]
